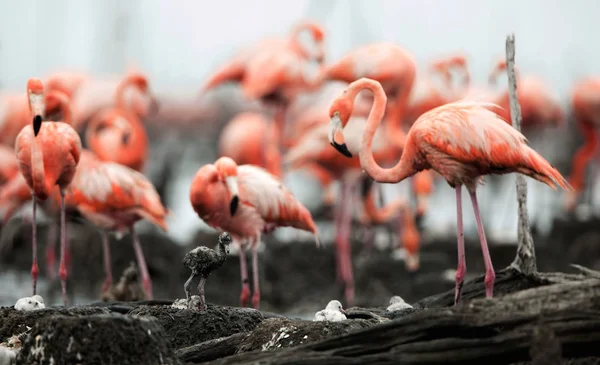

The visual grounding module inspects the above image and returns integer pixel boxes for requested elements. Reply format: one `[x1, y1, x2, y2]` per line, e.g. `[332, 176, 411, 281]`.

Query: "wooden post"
[505, 34, 537, 274]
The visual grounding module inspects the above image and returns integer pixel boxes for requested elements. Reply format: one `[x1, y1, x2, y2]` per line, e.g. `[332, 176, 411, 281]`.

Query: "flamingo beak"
[225, 176, 240, 216]
[113, 117, 133, 145]
[340, 308, 347, 315]
[29, 93, 44, 136]
[33, 115, 42, 137]
[329, 112, 352, 158]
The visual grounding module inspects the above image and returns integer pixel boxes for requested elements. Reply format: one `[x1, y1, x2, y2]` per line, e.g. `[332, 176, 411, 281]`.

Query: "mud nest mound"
[17, 313, 180, 365]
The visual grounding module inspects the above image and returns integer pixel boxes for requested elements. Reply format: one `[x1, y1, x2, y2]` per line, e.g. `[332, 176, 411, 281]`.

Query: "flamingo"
[218, 112, 281, 177]
[0, 92, 33, 147]
[64, 150, 167, 299]
[488, 59, 564, 128]
[84, 84, 150, 172]
[202, 20, 325, 92]
[0, 145, 19, 187]
[328, 77, 572, 304]
[565, 77, 600, 211]
[429, 53, 471, 93]
[44, 71, 91, 99]
[189, 156, 319, 309]
[69, 72, 158, 131]
[14, 78, 82, 305]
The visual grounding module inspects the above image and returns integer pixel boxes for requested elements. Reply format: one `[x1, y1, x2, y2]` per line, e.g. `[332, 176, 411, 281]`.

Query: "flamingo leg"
[238, 240, 251, 307]
[333, 181, 346, 283]
[44, 223, 58, 280]
[101, 231, 113, 293]
[58, 191, 68, 306]
[197, 276, 207, 310]
[184, 272, 195, 305]
[339, 180, 355, 307]
[31, 194, 39, 296]
[131, 227, 153, 299]
[454, 186, 466, 305]
[468, 188, 496, 298]
[251, 238, 261, 309]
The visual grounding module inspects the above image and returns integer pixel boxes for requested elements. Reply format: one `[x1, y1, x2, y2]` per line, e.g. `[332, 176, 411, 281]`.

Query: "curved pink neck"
[347, 79, 417, 183]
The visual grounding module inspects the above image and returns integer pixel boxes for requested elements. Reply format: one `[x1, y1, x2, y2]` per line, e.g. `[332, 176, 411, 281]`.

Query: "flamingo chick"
[190, 156, 320, 309]
[15, 78, 82, 305]
[328, 78, 572, 304]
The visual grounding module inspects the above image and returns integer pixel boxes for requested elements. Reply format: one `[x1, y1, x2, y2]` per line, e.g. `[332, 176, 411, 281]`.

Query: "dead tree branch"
[505, 34, 537, 275]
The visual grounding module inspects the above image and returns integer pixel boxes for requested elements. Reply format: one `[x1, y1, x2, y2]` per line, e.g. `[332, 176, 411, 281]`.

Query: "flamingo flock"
[0, 18, 592, 311]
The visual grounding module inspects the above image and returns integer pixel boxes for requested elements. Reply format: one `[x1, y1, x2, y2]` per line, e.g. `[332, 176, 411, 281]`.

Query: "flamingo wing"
[237, 165, 301, 222]
[415, 101, 529, 168]
[67, 152, 167, 230]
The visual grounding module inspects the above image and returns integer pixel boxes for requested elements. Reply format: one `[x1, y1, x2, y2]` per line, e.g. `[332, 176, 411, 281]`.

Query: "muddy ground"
[0, 216, 599, 314]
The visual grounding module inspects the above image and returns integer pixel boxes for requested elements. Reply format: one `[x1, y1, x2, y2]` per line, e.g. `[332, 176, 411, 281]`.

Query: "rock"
[236, 317, 378, 353]
[129, 304, 264, 349]
[17, 313, 180, 365]
[0, 307, 108, 343]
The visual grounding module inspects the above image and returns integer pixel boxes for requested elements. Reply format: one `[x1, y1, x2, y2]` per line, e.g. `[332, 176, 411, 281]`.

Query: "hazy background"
[1, 0, 598, 245]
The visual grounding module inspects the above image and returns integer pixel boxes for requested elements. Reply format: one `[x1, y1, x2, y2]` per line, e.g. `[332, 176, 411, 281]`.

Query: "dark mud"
[0, 306, 108, 342]
[17, 313, 180, 365]
[129, 304, 264, 349]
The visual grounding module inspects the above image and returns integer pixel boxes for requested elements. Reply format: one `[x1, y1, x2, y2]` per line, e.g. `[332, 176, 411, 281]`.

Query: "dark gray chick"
[183, 232, 232, 310]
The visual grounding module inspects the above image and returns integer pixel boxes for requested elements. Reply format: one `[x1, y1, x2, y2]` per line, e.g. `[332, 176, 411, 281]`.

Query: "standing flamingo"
[565, 77, 600, 211]
[202, 20, 325, 92]
[190, 156, 319, 309]
[64, 150, 167, 299]
[328, 78, 572, 304]
[14, 78, 82, 305]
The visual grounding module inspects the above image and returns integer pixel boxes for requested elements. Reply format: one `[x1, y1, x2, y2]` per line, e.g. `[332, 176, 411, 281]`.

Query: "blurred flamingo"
[44, 71, 91, 98]
[565, 77, 600, 211]
[64, 150, 168, 299]
[69, 72, 158, 130]
[0, 92, 33, 147]
[190, 156, 319, 309]
[84, 75, 150, 172]
[15, 78, 82, 305]
[329, 77, 572, 304]
[202, 20, 326, 92]
[0, 145, 19, 187]
[218, 112, 281, 177]
[488, 59, 564, 129]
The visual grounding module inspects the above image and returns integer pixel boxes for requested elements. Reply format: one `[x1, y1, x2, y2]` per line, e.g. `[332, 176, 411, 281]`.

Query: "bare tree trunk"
[505, 34, 537, 275]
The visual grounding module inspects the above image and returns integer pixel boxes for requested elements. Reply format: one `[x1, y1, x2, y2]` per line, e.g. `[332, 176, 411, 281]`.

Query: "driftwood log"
[177, 265, 600, 365]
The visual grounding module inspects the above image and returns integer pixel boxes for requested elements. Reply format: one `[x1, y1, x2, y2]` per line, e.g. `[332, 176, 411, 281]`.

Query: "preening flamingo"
[328, 77, 572, 304]
[15, 78, 82, 305]
[565, 77, 600, 211]
[64, 150, 168, 299]
[189, 156, 319, 309]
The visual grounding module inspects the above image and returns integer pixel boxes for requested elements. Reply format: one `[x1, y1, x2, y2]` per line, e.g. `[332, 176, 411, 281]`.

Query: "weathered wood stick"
[505, 33, 537, 275]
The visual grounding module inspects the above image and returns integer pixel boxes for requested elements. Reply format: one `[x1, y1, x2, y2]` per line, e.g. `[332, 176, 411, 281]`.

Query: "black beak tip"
[33, 115, 42, 136]
[230, 196, 239, 216]
[330, 142, 353, 158]
[121, 132, 131, 145]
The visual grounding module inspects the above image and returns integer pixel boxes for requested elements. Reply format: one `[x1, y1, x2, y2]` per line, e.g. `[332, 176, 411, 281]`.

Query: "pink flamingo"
[15, 78, 82, 305]
[328, 77, 572, 304]
[190, 156, 320, 309]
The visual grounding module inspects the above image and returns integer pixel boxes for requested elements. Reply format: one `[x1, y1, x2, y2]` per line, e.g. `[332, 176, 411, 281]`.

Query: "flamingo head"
[328, 95, 354, 158]
[214, 157, 240, 216]
[27, 78, 45, 136]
